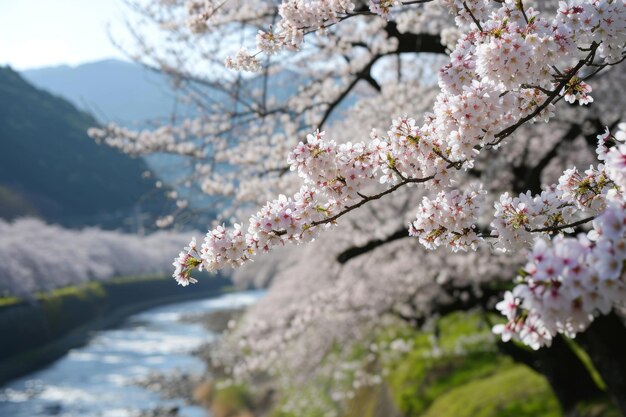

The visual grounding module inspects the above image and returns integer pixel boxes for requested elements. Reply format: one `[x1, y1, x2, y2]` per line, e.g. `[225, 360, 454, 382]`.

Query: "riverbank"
[0, 274, 232, 386]
[148, 307, 276, 417]
[177, 310, 621, 417]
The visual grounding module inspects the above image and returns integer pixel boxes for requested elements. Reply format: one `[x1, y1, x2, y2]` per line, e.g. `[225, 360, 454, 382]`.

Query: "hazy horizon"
[13, 57, 133, 72]
[0, 0, 135, 70]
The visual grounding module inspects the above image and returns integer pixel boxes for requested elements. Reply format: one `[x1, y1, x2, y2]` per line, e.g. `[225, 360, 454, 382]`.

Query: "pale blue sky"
[0, 0, 132, 70]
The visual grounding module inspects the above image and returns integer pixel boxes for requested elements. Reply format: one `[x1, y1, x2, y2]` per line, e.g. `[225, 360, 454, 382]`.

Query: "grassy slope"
[180, 312, 620, 417]
[368, 312, 616, 417]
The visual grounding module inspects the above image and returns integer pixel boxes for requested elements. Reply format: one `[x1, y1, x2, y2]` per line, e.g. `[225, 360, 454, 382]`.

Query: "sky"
[0, 0, 133, 70]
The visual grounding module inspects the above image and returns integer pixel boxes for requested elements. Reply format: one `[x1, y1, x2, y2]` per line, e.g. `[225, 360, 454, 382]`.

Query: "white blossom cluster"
[224, 47, 262, 72]
[88, 122, 207, 158]
[228, 0, 412, 63]
[493, 124, 626, 349]
[0, 218, 194, 298]
[489, 127, 625, 253]
[368, 0, 402, 17]
[409, 184, 486, 251]
[237, 0, 625, 67]
[174, 1, 626, 289]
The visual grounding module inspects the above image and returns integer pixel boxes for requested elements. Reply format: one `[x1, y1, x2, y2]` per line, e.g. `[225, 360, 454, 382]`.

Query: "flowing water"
[0, 290, 264, 417]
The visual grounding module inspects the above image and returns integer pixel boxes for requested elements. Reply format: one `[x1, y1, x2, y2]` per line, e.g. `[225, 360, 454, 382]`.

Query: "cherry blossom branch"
[526, 215, 596, 233]
[490, 42, 599, 146]
[584, 53, 626, 81]
[462, 1, 484, 32]
[273, 174, 436, 236]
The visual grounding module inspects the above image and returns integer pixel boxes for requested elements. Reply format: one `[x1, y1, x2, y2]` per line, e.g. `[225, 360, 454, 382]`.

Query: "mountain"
[15, 60, 355, 223]
[0, 66, 168, 229]
[21, 59, 183, 125]
[21, 59, 203, 188]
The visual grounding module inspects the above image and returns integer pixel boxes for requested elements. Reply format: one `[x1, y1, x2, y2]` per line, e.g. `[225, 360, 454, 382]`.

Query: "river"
[0, 290, 264, 417]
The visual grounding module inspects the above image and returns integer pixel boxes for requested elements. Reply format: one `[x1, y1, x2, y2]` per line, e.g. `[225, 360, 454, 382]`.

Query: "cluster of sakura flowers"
[173, 130, 393, 284]
[409, 184, 485, 251]
[88, 122, 206, 158]
[172, 0, 626, 349]
[563, 77, 595, 105]
[493, 125, 626, 349]
[185, 0, 218, 33]
[224, 47, 262, 72]
[368, 0, 402, 17]
[0, 218, 194, 298]
[224, 0, 418, 70]
[223, 0, 626, 73]
[174, 0, 625, 274]
[489, 129, 620, 253]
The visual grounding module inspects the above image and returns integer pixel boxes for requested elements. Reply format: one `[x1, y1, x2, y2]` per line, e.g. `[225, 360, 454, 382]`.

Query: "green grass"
[374, 311, 620, 417]
[383, 312, 514, 416]
[213, 384, 253, 411]
[0, 295, 22, 307]
[105, 274, 168, 285]
[37, 281, 106, 300]
[209, 383, 265, 417]
[420, 365, 561, 417]
[0, 275, 169, 309]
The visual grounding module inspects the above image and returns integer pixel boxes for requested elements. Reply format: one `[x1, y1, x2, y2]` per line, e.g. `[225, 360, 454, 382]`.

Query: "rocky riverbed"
[131, 308, 246, 417]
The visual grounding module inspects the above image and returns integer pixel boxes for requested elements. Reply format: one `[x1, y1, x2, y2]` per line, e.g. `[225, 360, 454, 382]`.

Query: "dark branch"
[337, 228, 408, 263]
[385, 21, 447, 55]
[512, 123, 582, 194]
[317, 54, 383, 130]
[490, 43, 599, 146]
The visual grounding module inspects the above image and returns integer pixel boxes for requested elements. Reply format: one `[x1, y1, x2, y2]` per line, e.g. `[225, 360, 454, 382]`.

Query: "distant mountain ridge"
[21, 59, 204, 186]
[0, 66, 168, 228]
[21, 59, 184, 125]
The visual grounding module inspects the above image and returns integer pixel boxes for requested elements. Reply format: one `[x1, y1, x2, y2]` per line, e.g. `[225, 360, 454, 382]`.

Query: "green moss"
[253, 310, 611, 417]
[212, 384, 254, 417]
[38, 282, 107, 328]
[387, 350, 512, 416]
[342, 385, 380, 417]
[420, 366, 561, 417]
[38, 281, 106, 300]
[268, 377, 341, 417]
[34, 282, 107, 333]
[105, 275, 167, 285]
[40, 292, 65, 329]
[342, 382, 403, 417]
[437, 312, 493, 352]
[576, 398, 621, 417]
[3, 275, 169, 308]
[214, 384, 252, 408]
[384, 312, 513, 416]
[0, 296, 22, 307]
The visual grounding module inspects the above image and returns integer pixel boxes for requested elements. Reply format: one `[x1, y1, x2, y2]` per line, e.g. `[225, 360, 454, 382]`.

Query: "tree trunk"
[578, 313, 626, 416]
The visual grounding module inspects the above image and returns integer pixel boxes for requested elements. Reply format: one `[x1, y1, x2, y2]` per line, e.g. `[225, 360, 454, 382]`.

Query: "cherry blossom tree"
[0, 218, 192, 298]
[91, 0, 626, 414]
